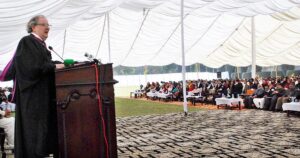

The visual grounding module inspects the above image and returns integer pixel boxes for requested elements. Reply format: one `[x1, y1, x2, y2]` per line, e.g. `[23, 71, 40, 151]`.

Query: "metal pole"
[251, 16, 256, 78]
[276, 66, 278, 77]
[95, 15, 107, 58]
[144, 65, 148, 83]
[237, 67, 239, 79]
[107, 13, 111, 63]
[62, 29, 67, 57]
[181, 0, 188, 116]
[196, 63, 199, 79]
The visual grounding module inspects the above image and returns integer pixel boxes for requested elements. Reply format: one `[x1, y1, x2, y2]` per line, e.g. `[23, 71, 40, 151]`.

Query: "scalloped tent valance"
[1, 0, 300, 69]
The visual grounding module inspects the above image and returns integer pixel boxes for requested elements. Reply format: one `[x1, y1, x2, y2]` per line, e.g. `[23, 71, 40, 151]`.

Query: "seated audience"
[0, 108, 14, 149]
[269, 83, 285, 111]
[275, 82, 296, 111]
[138, 75, 300, 111]
[244, 84, 265, 108]
[0, 98, 16, 111]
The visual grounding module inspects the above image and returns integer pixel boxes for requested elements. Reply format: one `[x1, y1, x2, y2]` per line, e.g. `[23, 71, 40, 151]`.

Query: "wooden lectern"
[55, 62, 118, 158]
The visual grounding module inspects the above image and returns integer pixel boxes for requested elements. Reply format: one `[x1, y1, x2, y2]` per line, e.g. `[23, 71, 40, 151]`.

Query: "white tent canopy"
[1, 0, 300, 70]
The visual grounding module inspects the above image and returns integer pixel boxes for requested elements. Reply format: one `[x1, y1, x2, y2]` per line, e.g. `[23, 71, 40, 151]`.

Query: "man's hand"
[55, 64, 64, 69]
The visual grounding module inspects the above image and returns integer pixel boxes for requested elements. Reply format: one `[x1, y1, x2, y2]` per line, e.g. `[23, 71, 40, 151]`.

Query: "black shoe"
[184, 112, 188, 117]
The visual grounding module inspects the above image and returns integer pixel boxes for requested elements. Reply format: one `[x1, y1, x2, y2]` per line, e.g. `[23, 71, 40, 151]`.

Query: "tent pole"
[197, 63, 199, 79]
[95, 15, 107, 58]
[276, 66, 278, 77]
[181, 0, 188, 116]
[107, 13, 111, 63]
[62, 29, 67, 57]
[144, 65, 148, 83]
[237, 66, 239, 79]
[251, 16, 256, 79]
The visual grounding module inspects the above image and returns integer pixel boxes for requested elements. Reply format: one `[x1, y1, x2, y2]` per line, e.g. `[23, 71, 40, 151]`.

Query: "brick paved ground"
[117, 110, 300, 158]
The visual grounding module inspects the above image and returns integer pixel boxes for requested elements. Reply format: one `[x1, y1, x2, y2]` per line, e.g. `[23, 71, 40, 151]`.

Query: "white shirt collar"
[31, 33, 43, 41]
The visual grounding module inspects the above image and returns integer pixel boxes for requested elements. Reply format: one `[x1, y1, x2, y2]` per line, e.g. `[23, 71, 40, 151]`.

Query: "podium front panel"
[55, 63, 117, 158]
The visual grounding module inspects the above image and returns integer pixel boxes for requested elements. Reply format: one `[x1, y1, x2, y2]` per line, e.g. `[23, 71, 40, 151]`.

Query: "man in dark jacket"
[269, 83, 285, 111]
[231, 79, 243, 98]
[244, 84, 265, 108]
[275, 82, 297, 111]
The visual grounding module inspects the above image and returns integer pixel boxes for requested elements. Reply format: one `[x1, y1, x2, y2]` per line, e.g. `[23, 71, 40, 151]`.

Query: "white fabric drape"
[1, 0, 300, 69]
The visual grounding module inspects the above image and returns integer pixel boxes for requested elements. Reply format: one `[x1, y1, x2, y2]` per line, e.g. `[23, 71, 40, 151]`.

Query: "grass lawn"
[115, 97, 203, 117]
[11, 97, 202, 118]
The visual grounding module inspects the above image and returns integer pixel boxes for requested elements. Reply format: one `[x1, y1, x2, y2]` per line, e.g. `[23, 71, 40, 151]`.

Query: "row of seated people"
[143, 75, 260, 97]
[144, 78, 246, 103]
[142, 76, 300, 109]
[243, 82, 300, 111]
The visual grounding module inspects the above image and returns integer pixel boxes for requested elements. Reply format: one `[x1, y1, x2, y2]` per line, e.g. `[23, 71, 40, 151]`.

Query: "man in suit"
[263, 83, 275, 110]
[231, 79, 243, 98]
[275, 82, 297, 111]
[244, 84, 265, 108]
[269, 83, 285, 111]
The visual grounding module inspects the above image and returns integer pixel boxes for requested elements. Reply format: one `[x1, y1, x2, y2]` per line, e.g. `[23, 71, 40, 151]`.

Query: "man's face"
[32, 17, 50, 41]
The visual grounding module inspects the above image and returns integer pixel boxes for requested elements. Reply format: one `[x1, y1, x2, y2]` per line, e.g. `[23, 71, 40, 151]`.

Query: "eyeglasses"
[36, 23, 52, 27]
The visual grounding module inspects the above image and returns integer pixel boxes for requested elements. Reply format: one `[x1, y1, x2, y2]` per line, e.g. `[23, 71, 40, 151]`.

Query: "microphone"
[84, 52, 94, 61]
[48, 46, 75, 67]
[48, 46, 64, 62]
[84, 53, 101, 64]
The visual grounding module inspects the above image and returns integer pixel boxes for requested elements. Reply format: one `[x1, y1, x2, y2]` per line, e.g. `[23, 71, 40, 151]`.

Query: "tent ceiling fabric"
[1, 0, 300, 69]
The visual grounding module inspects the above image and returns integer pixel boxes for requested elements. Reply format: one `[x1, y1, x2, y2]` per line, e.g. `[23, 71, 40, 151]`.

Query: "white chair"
[253, 98, 265, 109]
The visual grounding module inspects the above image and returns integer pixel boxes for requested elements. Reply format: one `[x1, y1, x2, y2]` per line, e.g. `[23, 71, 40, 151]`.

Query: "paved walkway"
[117, 110, 300, 158]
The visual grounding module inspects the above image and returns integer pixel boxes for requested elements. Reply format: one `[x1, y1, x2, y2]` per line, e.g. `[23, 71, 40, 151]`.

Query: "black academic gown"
[13, 34, 58, 158]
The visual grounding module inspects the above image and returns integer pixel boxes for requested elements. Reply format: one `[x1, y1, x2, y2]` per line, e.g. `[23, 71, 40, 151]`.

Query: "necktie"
[41, 41, 46, 48]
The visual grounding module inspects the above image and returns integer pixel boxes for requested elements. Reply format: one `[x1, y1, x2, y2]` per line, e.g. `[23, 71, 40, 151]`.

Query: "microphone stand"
[48, 46, 64, 62]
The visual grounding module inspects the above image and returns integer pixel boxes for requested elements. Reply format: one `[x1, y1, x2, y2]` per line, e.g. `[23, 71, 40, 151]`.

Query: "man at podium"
[9, 15, 62, 158]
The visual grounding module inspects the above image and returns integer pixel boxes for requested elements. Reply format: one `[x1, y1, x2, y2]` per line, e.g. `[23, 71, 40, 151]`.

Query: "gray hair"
[26, 15, 45, 33]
